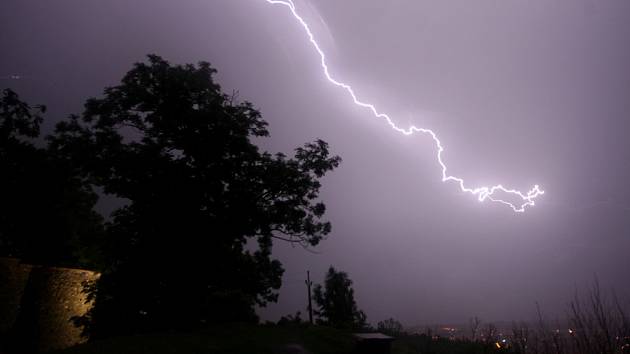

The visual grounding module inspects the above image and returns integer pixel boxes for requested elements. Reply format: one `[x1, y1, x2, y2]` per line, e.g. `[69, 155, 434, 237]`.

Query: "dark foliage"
[313, 266, 366, 330]
[277, 311, 304, 326]
[0, 89, 104, 268]
[49, 55, 341, 337]
[378, 318, 404, 337]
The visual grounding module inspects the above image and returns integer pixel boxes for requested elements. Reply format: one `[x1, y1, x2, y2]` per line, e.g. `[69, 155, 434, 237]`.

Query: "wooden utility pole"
[305, 270, 313, 324]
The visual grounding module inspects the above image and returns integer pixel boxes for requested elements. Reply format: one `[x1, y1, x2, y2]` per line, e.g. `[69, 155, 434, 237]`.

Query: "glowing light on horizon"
[265, 0, 544, 212]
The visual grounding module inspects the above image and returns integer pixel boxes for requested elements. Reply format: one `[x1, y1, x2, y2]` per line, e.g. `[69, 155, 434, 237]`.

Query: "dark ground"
[50, 324, 496, 354]
[53, 324, 354, 354]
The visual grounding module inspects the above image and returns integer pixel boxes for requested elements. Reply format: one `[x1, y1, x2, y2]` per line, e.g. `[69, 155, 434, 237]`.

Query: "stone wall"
[0, 258, 33, 333]
[0, 257, 99, 353]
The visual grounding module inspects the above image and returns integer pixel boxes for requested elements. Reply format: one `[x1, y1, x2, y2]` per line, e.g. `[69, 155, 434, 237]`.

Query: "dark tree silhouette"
[377, 318, 404, 337]
[50, 55, 341, 337]
[0, 89, 103, 268]
[313, 266, 367, 329]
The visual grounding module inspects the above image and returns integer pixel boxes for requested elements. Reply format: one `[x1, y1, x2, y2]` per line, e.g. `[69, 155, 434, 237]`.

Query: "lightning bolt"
[266, 0, 544, 212]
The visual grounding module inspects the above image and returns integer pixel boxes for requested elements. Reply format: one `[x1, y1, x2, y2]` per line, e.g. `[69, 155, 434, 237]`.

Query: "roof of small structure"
[353, 333, 394, 340]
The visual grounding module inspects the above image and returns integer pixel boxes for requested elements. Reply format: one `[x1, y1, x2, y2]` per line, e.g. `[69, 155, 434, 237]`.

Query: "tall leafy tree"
[0, 89, 103, 267]
[313, 266, 367, 329]
[50, 55, 341, 337]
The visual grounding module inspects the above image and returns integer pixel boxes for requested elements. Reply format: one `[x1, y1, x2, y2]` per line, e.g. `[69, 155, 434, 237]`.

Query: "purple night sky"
[2, 0, 630, 326]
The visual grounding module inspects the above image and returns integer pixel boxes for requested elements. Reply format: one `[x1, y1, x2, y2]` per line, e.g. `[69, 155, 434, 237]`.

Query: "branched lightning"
[266, 0, 544, 212]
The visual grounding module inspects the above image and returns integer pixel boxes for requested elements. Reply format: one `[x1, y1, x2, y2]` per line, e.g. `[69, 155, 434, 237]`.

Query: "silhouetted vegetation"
[45, 55, 340, 338]
[442, 281, 630, 354]
[313, 266, 367, 330]
[277, 311, 305, 326]
[378, 318, 404, 337]
[507, 280, 630, 354]
[0, 89, 104, 269]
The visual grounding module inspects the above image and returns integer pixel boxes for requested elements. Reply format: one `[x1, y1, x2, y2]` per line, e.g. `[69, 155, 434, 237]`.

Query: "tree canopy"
[48, 55, 341, 337]
[313, 266, 367, 330]
[0, 89, 103, 267]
